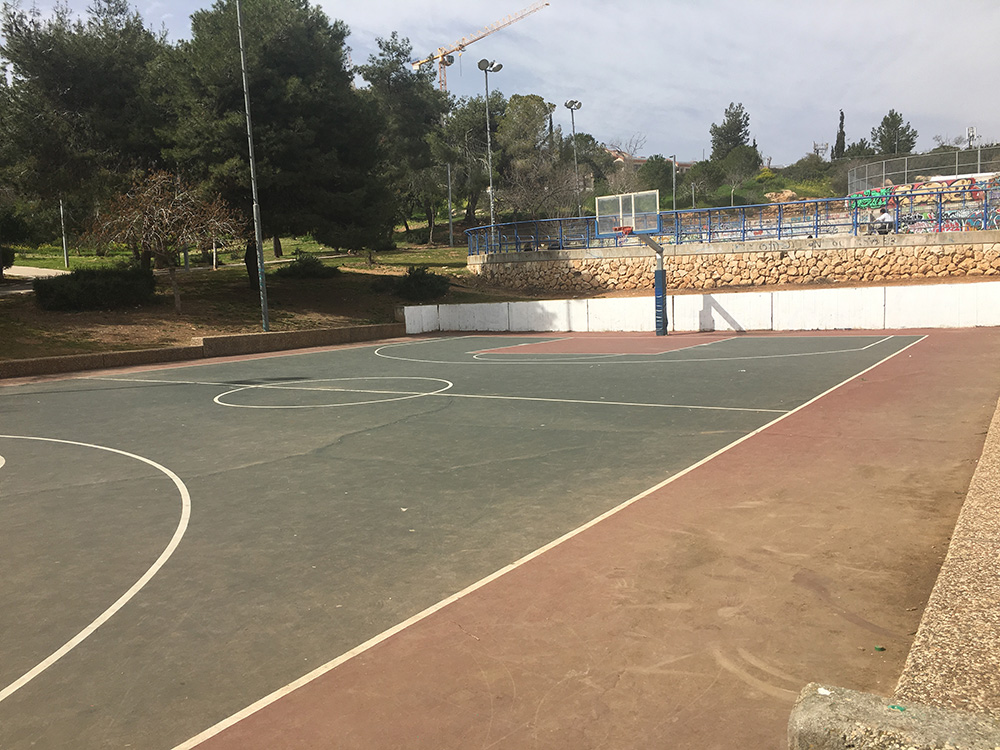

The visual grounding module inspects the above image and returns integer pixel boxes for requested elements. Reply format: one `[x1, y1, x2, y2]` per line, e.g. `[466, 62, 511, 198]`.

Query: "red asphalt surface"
[181, 328, 1000, 750]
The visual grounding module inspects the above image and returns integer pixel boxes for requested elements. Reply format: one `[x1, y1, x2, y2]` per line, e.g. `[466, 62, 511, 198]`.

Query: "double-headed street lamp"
[564, 99, 582, 217]
[478, 58, 502, 238]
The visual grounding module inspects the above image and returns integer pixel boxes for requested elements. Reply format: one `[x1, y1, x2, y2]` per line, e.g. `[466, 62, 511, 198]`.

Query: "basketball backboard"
[595, 190, 660, 238]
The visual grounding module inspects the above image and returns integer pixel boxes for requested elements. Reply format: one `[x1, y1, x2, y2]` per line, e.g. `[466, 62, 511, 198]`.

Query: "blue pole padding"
[654, 267, 667, 336]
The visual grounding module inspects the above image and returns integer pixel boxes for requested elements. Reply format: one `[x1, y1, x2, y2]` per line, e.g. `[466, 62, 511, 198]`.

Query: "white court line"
[172, 334, 929, 750]
[213, 377, 454, 409]
[470, 335, 738, 362]
[0, 436, 192, 705]
[373, 335, 907, 365]
[440, 392, 787, 414]
[93, 375, 783, 414]
[472, 351, 625, 361]
[862, 335, 894, 350]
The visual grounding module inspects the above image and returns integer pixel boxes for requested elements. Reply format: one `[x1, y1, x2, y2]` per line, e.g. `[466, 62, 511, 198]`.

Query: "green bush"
[33, 265, 156, 310]
[1, 246, 14, 271]
[271, 253, 340, 279]
[392, 265, 451, 301]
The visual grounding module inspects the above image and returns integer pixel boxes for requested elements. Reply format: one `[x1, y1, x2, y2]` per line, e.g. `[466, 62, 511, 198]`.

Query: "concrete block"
[788, 683, 1000, 749]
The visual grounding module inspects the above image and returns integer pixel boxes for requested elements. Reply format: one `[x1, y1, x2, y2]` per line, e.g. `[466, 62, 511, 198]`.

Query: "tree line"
[0, 0, 953, 262]
[0, 0, 638, 256]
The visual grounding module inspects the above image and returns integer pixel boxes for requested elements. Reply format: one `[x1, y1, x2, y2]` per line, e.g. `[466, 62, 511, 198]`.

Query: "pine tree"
[833, 110, 846, 160]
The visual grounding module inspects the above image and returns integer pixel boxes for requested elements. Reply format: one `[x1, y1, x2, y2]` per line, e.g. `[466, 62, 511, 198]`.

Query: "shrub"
[271, 253, 340, 279]
[33, 265, 156, 310]
[392, 265, 451, 301]
[1, 246, 14, 271]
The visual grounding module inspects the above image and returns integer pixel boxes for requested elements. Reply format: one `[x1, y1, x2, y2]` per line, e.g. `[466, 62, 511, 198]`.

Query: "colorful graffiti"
[848, 175, 1000, 209]
[849, 187, 894, 210]
[847, 174, 1000, 234]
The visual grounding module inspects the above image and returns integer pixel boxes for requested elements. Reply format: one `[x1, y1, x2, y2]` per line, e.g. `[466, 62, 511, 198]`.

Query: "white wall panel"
[403, 305, 440, 333]
[586, 296, 654, 331]
[773, 287, 885, 330]
[672, 292, 772, 332]
[406, 282, 1000, 334]
[885, 285, 972, 329]
[438, 302, 510, 331]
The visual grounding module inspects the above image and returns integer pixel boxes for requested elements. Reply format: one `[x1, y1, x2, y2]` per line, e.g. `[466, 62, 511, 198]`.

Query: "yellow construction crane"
[411, 2, 549, 91]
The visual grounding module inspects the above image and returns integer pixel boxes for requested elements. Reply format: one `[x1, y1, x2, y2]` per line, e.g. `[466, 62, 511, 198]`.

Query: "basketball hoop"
[613, 225, 633, 237]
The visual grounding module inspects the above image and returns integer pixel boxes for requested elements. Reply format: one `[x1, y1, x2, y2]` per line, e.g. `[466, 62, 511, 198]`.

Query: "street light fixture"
[565, 99, 582, 216]
[478, 58, 502, 242]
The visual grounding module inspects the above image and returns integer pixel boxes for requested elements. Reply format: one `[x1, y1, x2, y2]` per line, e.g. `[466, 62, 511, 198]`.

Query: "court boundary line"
[172, 334, 929, 750]
[0, 436, 192, 705]
[373, 334, 902, 365]
[469, 334, 738, 360]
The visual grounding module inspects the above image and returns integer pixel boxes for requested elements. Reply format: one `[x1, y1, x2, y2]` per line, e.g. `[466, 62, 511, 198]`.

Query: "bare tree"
[500, 160, 577, 219]
[605, 134, 647, 195]
[88, 171, 244, 312]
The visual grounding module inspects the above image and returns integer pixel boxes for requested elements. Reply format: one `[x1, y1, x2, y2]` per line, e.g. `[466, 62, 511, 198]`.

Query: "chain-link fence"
[467, 176, 1000, 255]
[847, 147, 1000, 193]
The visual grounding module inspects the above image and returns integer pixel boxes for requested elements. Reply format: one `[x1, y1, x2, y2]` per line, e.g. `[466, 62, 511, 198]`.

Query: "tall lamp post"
[478, 58, 502, 245]
[236, 0, 269, 331]
[670, 153, 677, 212]
[565, 99, 582, 217]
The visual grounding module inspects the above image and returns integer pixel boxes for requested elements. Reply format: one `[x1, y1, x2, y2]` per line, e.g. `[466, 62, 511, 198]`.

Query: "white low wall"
[405, 280, 1000, 334]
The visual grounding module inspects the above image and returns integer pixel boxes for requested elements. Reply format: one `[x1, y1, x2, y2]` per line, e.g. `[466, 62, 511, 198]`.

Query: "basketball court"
[2, 328, 999, 748]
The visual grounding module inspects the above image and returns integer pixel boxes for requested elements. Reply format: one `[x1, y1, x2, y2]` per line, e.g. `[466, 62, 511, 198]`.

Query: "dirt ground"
[0, 264, 491, 360]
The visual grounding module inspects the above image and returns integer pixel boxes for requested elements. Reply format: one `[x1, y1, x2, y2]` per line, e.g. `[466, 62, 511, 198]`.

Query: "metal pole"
[565, 100, 582, 217]
[571, 108, 580, 215]
[59, 198, 69, 268]
[670, 154, 677, 212]
[483, 65, 496, 242]
[236, 0, 269, 332]
[447, 163, 454, 247]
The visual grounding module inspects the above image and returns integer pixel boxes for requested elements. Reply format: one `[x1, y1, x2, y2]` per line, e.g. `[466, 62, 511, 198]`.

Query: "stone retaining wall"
[468, 230, 1000, 293]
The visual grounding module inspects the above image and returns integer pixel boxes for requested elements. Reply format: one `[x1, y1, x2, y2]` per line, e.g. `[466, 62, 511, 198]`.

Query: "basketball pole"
[635, 234, 669, 336]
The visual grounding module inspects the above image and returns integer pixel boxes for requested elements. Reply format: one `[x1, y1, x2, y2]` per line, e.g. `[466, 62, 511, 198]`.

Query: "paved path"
[4, 265, 68, 279]
[1, 265, 66, 297]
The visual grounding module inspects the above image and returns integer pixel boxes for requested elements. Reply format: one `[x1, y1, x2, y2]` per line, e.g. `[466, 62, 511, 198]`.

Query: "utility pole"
[236, 0, 269, 331]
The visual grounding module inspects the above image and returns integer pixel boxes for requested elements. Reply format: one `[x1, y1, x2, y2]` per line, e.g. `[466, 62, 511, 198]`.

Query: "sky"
[16, 0, 1000, 166]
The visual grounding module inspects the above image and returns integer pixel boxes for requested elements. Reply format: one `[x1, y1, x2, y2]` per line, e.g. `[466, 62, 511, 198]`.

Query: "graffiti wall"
[848, 175, 1000, 234]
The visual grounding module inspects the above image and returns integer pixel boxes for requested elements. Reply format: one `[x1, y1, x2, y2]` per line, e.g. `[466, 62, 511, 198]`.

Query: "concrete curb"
[892, 394, 1000, 716]
[788, 392, 1000, 748]
[0, 323, 406, 379]
[788, 683, 1000, 749]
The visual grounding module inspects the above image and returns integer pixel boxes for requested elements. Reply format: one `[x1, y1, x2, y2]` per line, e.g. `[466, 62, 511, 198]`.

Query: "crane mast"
[411, 2, 549, 91]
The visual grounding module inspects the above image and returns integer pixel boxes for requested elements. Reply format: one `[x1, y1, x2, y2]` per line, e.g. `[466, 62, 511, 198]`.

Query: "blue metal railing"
[466, 181, 1000, 256]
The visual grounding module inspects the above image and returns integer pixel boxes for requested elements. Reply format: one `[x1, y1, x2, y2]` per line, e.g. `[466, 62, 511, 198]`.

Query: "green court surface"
[0, 332, 922, 749]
